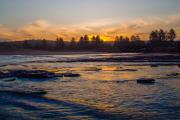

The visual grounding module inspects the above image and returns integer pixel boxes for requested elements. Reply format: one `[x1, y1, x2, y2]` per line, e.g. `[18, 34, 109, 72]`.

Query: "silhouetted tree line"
[0, 28, 179, 53]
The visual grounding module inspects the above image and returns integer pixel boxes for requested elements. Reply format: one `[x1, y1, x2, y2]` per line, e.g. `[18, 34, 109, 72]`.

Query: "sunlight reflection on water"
[0, 54, 180, 120]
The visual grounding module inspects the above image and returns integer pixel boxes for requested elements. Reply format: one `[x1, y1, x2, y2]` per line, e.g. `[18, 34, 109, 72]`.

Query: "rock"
[63, 73, 80, 77]
[11, 70, 55, 78]
[114, 69, 137, 72]
[1, 69, 81, 79]
[55, 72, 80, 77]
[150, 64, 158, 67]
[54, 73, 64, 77]
[137, 78, 155, 84]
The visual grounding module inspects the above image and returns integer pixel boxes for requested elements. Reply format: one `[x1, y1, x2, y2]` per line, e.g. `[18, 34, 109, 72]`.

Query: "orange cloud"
[0, 15, 180, 41]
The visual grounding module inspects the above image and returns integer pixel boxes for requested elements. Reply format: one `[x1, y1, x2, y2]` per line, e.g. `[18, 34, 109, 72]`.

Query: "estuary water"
[0, 53, 180, 120]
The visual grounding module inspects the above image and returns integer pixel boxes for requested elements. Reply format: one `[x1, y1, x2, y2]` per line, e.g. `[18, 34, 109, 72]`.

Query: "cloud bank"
[0, 15, 180, 41]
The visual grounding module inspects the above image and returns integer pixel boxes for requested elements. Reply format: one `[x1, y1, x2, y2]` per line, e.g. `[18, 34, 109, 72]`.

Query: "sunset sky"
[0, 0, 180, 41]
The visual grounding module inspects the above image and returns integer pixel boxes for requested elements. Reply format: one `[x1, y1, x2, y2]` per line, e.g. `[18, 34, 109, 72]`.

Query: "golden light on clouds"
[0, 15, 180, 41]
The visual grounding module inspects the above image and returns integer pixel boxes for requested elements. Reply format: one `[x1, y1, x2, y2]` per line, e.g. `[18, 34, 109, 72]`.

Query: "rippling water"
[0, 53, 180, 120]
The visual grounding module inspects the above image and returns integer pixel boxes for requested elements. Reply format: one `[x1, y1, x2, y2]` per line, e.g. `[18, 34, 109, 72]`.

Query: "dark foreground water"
[0, 53, 180, 120]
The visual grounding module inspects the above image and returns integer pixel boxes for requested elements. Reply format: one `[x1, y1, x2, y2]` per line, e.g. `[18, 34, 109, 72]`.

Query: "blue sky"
[0, 0, 180, 40]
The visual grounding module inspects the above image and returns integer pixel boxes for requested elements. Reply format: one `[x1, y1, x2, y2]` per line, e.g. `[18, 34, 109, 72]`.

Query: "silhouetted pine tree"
[78, 35, 90, 50]
[91, 35, 103, 50]
[69, 37, 77, 49]
[130, 35, 145, 51]
[56, 37, 65, 50]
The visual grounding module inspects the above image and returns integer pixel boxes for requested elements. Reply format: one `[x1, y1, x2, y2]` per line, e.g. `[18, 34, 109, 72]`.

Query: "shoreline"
[0, 49, 179, 55]
[0, 49, 109, 55]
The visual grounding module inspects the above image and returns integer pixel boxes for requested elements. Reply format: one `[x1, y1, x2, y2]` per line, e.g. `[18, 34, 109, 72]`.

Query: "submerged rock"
[0, 89, 47, 96]
[150, 64, 159, 67]
[0, 71, 12, 78]
[167, 73, 180, 77]
[137, 78, 155, 84]
[3, 78, 16, 82]
[82, 67, 101, 71]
